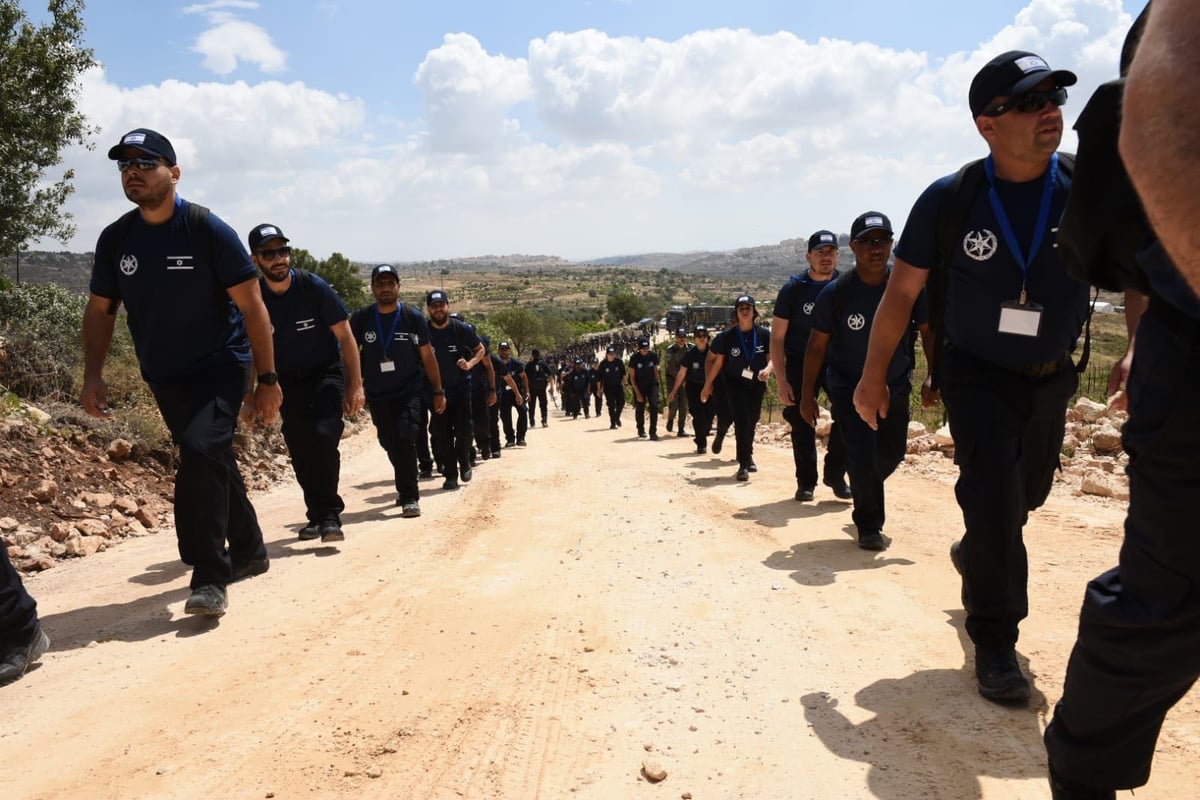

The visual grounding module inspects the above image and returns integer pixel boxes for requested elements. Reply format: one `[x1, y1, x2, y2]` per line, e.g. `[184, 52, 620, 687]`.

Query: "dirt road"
[2, 406, 1195, 799]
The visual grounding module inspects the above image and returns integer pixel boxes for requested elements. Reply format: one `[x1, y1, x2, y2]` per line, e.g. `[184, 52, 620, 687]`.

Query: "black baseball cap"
[371, 264, 399, 283]
[606, 345, 616, 353]
[108, 128, 177, 165]
[735, 294, 755, 307]
[426, 290, 449, 305]
[637, 337, 650, 347]
[850, 212, 893, 241]
[694, 324, 708, 335]
[969, 51, 1077, 118]
[675, 327, 687, 337]
[499, 341, 511, 349]
[248, 223, 289, 252]
[807, 230, 838, 251]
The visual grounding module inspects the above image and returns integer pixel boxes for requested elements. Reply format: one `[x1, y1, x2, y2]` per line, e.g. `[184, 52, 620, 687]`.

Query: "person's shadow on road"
[801, 611, 1047, 799]
[763, 537, 914, 586]
[737, 498, 849, 528]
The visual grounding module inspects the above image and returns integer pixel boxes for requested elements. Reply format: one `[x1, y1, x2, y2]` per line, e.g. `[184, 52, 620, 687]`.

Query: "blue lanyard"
[984, 153, 1058, 289]
[373, 306, 402, 359]
[736, 326, 758, 365]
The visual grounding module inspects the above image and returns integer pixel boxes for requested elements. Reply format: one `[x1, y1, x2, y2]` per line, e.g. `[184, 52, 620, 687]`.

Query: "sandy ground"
[2, 401, 1196, 800]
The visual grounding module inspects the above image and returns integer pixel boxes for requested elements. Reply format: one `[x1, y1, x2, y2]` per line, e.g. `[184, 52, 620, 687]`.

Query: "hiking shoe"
[460, 467, 473, 483]
[298, 523, 320, 540]
[735, 467, 749, 482]
[795, 486, 815, 502]
[516, 440, 527, 447]
[1048, 766, 1116, 800]
[319, 522, 344, 543]
[677, 430, 687, 437]
[401, 501, 421, 518]
[542, 421, 548, 428]
[712, 433, 724, 454]
[638, 431, 646, 438]
[826, 481, 853, 500]
[697, 445, 707, 455]
[610, 423, 617, 429]
[491, 450, 502, 459]
[0, 624, 50, 685]
[184, 585, 228, 617]
[231, 558, 270, 581]
[747, 462, 758, 473]
[975, 644, 1030, 703]
[442, 477, 459, 491]
[418, 468, 434, 480]
[858, 532, 889, 551]
[649, 433, 660, 441]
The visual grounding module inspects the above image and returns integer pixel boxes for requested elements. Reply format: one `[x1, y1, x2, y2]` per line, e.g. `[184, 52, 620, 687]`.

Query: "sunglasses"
[117, 157, 163, 172]
[695, 333, 709, 339]
[857, 236, 893, 249]
[981, 87, 1068, 117]
[256, 246, 292, 260]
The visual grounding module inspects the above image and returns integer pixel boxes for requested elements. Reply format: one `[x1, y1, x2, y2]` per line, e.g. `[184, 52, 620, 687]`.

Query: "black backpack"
[1056, 3, 1152, 293]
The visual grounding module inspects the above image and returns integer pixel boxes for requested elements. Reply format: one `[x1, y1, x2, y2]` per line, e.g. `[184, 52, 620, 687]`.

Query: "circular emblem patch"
[847, 313, 866, 331]
[803, 302, 815, 315]
[963, 230, 998, 262]
[119, 255, 138, 276]
[730, 347, 742, 358]
[365, 331, 378, 344]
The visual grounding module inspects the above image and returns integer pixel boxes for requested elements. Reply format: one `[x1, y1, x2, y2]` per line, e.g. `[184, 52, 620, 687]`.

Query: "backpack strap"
[929, 159, 987, 390]
[184, 202, 214, 269]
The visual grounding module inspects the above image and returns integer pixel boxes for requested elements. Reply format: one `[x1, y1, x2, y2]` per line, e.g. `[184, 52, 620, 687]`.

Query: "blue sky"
[28, 0, 1142, 261]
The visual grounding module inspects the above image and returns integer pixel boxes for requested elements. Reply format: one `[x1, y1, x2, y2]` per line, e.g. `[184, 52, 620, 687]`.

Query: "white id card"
[380, 360, 396, 373]
[742, 367, 754, 380]
[998, 301, 1043, 337]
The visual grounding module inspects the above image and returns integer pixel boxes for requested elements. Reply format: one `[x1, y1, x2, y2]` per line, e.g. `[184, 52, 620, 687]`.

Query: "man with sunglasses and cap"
[83, 129, 279, 618]
[663, 327, 690, 437]
[424, 290, 485, 490]
[350, 265, 446, 517]
[248, 223, 363, 544]
[773, 230, 851, 502]
[628, 336, 661, 440]
[803, 213, 932, 551]
[853, 52, 1088, 703]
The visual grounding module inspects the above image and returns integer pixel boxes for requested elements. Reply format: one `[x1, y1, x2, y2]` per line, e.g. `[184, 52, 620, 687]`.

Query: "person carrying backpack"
[248, 223, 364, 545]
[853, 52, 1089, 704]
[801, 213, 931, 551]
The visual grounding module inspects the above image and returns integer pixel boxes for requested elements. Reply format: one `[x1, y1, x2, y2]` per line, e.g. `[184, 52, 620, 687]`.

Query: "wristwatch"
[257, 371, 279, 386]
[433, 389, 446, 396]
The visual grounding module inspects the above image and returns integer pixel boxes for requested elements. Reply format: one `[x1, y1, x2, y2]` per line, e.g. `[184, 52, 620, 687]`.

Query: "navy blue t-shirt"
[811, 270, 929, 392]
[711, 324, 770, 382]
[498, 357, 524, 396]
[894, 158, 1088, 366]
[681, 345, 709, 386]
[261, 270, 348, 373]
[628, 350, 659, 389]
[526, 360, 551, 386]
[90, 198, 256, 383]
[598, 358, 625, 387]
[349, 303, 430, 400]
[428, 318, 481, 396]
[772, 271, 840, 357]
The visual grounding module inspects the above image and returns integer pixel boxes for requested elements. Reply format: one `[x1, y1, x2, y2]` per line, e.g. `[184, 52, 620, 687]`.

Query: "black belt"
[997, 355, 1071, 379]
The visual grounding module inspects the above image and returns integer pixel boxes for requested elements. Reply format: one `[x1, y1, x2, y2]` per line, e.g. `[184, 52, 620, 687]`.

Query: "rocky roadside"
[0, 399, 300, 574]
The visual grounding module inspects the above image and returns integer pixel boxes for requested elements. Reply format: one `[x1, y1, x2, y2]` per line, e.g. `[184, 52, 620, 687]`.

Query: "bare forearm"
[1121, 0, 1200, 297]
[82, 306, 116, 380]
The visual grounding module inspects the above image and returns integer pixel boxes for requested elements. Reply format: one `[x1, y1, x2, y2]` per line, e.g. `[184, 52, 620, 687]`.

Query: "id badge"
[380, 360, 396, 373]
[742, 367, 754, 380]
[998, 301, 1043, 337]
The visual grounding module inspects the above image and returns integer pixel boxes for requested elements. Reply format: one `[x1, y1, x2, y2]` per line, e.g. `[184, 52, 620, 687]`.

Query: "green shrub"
[0, 282, 86, 401]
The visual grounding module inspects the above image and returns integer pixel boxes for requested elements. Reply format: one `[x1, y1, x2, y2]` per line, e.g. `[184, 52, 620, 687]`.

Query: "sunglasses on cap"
[256, 246, 292, 260]
[117, 157, 163, 172]
[980, 87, 1068, 117]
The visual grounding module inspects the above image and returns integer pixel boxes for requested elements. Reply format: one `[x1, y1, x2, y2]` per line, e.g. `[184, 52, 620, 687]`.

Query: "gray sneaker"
[0, 625, 50, 685]
[401, 501, 421, 518]
[184, 584, 228, 617]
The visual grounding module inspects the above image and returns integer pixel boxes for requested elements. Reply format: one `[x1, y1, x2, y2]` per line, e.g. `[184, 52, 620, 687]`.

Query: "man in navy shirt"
[802, 213, 931, 551]
[854, 52, 1088, 703]
[249, 223, 364, 543]
[349, 265, 445, 518]
[597, 347, 626, 428]
[627, 337, 660, 440]
[82, 128, 281, 617]
[772, 230, 850, 501]
[496, 342, 528, 446]
[425, 290, 485, 490]
[525, 348, 552, 428]
[667, 325, 714, 454]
